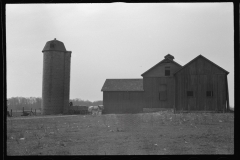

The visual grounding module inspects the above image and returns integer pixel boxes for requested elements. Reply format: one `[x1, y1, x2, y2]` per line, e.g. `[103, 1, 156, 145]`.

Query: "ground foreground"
[6, 111, 234, 155]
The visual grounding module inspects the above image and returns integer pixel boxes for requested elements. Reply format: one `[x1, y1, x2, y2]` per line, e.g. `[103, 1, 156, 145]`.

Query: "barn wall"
[177, 57, 227, 75]
[143, 62, 181, 77]
[175, 57, 228, 112]
[103, 91, 145, 114]
[143, 77, 175, 108]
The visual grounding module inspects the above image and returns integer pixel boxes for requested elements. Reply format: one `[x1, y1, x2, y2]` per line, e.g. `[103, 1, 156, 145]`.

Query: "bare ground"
[6, 111, 234, 155]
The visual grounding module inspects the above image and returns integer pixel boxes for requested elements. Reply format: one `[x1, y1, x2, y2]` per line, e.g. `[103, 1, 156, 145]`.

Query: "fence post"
[35, 109, 36, 115]
[23, 107, 24, 113]
[11, 109, 12, 117]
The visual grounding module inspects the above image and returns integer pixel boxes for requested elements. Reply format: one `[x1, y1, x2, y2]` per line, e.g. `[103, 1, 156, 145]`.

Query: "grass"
[6, 110, 234, 155]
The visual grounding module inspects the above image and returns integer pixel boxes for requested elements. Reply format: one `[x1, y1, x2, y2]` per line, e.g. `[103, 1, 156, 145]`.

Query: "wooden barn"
[141, 54, 182, 109]
[101, 54, 229, 114]
[174, 55, 230, 112]
[101, 79, 144, 114]
[101, 54, 182, 114]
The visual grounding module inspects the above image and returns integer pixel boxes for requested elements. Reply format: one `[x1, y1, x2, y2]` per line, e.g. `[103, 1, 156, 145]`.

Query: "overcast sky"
[6, 3, 234, 106]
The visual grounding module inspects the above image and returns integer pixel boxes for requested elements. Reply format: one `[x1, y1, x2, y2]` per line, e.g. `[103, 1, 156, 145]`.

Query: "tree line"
[7, 97, 103, 111]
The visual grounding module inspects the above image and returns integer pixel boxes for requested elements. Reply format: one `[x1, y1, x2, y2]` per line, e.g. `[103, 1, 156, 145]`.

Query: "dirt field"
[6, 110, 234, 155]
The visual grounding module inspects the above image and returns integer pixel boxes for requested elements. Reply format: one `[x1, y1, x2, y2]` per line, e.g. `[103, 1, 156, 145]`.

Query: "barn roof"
[101, 79, 144, 91]
[174, 55, 229, 75]
[141, 56, 182, 76]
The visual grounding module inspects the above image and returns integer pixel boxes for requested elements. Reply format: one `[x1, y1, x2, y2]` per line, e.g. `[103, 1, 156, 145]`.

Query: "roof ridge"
[174, 54, 229, 75]
[141, 58, 182, 76]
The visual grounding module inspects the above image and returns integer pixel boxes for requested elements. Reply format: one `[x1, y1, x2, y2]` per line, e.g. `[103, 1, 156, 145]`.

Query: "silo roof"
[42, 38, 67, 52]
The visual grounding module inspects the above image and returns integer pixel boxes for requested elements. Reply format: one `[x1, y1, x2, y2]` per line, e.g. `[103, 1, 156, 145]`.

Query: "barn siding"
[102, 55, 228, 113]
[143, 62, 181, 77]
[142, 59, 181, 109]
[103, 91, 144, 114]
[143, 77, 175, 108]
[175, 74, 227, 112]
[217, 74, 226, 112]
[178, 57, 227, 75]
[175, 56, 228, 112]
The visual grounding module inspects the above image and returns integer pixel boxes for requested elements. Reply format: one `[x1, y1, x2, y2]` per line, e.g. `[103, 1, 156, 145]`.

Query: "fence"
[7, 108, 41, 117]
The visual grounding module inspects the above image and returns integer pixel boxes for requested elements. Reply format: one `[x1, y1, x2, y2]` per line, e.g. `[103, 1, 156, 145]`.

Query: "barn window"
[206, 91, 213, 97]
[187, 91, 194, 97]
[165, 67, 170, 76]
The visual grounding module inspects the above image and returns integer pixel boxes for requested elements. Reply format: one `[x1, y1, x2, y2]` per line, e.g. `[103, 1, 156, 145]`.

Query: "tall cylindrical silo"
[41, 38, 72, 115]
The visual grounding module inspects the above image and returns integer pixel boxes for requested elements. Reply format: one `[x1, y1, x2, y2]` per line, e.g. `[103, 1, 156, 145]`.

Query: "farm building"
[101, 79, 144, 114]
[141, 54, 182, 109]
[174, 55, 230, 112]
[101, 54, 230, 114]
[101, 54, 182, 114]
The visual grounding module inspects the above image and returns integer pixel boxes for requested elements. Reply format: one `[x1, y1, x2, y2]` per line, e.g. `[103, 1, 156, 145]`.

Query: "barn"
[101, 79, 144, 114]
[174, 55, 230, 112]
[101, 54, 229, 114]
[141, 54, 182, 109]
[101, 54, 182, 114]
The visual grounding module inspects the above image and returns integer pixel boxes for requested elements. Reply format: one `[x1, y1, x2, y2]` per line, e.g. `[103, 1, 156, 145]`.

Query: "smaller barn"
[174, 55, 230, 112]
[101, 79, 144, 114]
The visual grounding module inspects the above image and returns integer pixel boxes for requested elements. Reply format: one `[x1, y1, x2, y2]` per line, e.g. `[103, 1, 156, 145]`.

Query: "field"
[6, 110, 234, 155]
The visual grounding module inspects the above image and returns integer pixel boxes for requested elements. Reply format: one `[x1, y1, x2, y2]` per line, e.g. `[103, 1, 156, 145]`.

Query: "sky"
[6, 3, 234, 106]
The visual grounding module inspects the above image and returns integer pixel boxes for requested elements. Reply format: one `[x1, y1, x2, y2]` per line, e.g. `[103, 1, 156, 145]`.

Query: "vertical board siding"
[175, 56, 228, 112]
[213, 75, 218, 111]
[103, 91, 144, 114]
[102, 56, 228, 113]
[226, 76, 230, 111]
[143, 62, 181, 77]
[142, 59, 181, 110]
[217, 74, 226, 112]
[143, 77, 175, 109]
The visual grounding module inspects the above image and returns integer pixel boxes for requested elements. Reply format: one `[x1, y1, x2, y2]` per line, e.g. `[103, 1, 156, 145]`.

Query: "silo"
[41, 38, 72, 115]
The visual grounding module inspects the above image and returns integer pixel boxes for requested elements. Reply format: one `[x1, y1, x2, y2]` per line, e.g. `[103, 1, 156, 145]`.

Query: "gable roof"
[101, 79, 144, 91]
[174, 55, 229, 75]
[141, 58, 182, 76]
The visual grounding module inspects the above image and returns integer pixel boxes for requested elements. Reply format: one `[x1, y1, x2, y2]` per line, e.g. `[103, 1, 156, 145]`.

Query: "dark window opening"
[165, 67, 170, 76]
[206, 91, 213, 97]
[165, 70, 170, 76]
[187, 91, 194, 97]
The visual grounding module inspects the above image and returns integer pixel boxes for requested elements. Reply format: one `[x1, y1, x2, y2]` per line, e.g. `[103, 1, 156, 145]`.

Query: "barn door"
[159, 85, 167, 101]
